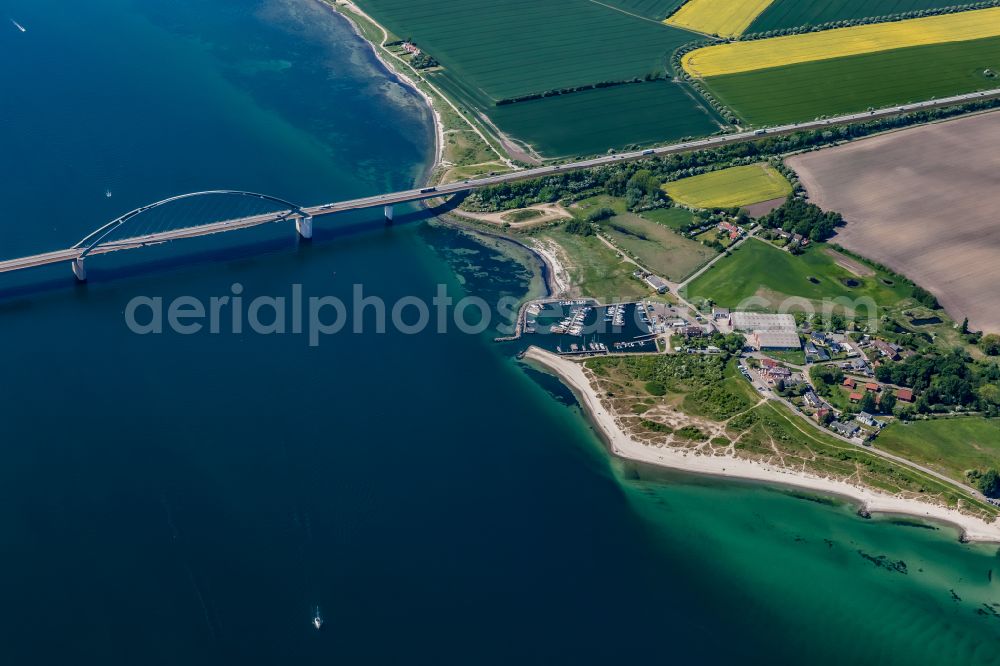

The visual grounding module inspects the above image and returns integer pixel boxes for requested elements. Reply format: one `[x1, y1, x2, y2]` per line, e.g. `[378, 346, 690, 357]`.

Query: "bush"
[977, 469, 1000, 499]
[564, 219, 594, 236]
[587, 207, 616, 223]
[645, 381, 667, 396]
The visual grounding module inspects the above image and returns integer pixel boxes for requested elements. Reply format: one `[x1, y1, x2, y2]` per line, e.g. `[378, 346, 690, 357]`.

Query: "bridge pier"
[72, 258, 87, 282]
[384, 205, 394, 223]
[296, 214, 314, 240]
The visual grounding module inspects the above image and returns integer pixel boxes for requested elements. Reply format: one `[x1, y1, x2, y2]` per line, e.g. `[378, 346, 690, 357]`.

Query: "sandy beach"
[525, 346, 1000, 543]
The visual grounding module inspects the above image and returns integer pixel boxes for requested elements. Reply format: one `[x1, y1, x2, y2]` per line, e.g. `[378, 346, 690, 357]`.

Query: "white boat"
[11, 19, 26, 32]
[312, 607, 323, 630]
[105, 189, 112, 198]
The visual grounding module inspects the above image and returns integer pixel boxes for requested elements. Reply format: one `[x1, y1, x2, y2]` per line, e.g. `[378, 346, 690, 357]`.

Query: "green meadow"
[601, 212, 717, 281]
[703, 36, 1000, 125]
[876, 418, 1000, 484]
[684, 239, 912, 310]
[749, 0, 971, 32]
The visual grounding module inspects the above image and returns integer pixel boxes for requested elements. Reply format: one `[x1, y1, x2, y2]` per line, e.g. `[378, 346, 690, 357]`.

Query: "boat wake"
[10, 19, 26, 33]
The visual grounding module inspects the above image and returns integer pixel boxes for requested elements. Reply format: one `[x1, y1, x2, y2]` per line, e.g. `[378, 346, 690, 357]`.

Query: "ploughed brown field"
[787, 112, 1000, 333]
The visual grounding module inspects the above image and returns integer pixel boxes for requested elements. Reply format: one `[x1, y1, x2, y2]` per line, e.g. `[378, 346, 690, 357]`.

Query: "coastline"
[524, 346, 1000, 544]
[318, 0, 445, 174]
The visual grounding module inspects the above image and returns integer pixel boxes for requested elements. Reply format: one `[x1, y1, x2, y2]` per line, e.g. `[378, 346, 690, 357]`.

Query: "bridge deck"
[2, 89, 998, 276]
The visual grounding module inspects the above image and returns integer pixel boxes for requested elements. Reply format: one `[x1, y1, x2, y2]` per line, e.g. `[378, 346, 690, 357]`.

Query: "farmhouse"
[843, 377, 855, 389]
[896, 388, 915, 403]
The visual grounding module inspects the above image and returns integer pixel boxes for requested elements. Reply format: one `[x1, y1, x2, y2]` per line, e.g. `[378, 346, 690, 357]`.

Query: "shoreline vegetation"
[525, 346, 1000, 543]
[324, 0, 1000, 542]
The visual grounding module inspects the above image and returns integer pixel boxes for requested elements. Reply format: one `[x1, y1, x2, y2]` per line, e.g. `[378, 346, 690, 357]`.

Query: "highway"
[2, 87, 999, 277]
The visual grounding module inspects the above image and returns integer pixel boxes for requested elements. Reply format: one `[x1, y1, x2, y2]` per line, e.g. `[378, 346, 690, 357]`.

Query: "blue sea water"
[1, 1, 999, 664]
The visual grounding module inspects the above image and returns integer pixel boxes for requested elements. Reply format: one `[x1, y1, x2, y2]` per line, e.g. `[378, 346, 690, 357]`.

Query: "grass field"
[353, 0, 720, 157]
[876, 418, 1000, 483]
[601, 212, 717, 281]
[666, 0, 775, 38]
[749, 0, 976, 33]
[684, 238, 912, 311]
[703, 35, 1000, 124]
[638, 206, 697, 231]
[536, 228, 650, 301]
[664, 163, 791, 208]
[489, 81, 718, 158]
[683, 7, 1000, 77]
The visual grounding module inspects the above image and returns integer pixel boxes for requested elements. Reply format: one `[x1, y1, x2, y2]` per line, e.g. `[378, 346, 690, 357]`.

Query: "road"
[2, 87, 999, 276]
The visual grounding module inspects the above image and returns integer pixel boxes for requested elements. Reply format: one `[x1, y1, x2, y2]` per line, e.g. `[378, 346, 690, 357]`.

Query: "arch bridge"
[2, 85, 999, 282]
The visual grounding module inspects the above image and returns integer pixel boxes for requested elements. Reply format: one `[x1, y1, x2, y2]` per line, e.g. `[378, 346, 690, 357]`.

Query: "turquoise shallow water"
[1, 1, 999, 664]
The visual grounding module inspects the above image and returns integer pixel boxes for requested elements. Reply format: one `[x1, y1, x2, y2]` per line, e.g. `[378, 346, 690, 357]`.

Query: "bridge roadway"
[2, 87, 999, 277]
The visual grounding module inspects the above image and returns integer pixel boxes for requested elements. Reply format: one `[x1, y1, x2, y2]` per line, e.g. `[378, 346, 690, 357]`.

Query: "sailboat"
[312, 606, 323, 631]
[11, 19, 26, 33]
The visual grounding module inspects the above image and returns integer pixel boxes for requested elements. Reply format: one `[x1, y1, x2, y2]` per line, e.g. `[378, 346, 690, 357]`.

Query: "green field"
[876, 418, 1000, 483]
[749, 0, 970, 33]
[684, 239, 912, 310]
[664, 163, 791, 208]
[601, 212, 717, 281]
[354, 0, 719, 156]
[638, 206, 698, 231]
[702, 36, 1000, 125]
[489, 81, 718, 157]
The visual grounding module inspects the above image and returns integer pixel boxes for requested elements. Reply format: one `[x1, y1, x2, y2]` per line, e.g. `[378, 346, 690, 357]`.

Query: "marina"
[521, 300, 659, 356]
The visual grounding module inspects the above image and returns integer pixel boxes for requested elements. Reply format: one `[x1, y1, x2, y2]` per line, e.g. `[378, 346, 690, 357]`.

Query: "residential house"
[831, 420, 860, 438]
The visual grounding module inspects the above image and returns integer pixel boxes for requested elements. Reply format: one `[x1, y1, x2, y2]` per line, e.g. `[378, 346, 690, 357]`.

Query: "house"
[712, 307, 730, 320]
[872, 340, 901, 361]
[831, 420, 860, 438]
[865, 382, 880, 393]
[804, 390, 822, 407]
[643, 274, 670, 294]
[843, 377, 856, 389]
[849, 392, 864, 402]
[896, 388, 915, 403]
[684, 326, 704, 338]
[718, 222, 742, 241]
[813, 408, 831, 423]
[856, 412, 880, 428]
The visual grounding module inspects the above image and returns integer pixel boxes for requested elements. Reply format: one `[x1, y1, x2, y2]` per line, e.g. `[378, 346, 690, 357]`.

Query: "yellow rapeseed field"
[682, 6, 1000, 77]
[665, 0, 775, 38]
